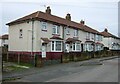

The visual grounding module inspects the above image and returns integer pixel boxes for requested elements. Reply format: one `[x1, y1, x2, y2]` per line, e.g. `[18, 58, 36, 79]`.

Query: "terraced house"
[7, 7, 107, 59]
[100, 29, 120, 50]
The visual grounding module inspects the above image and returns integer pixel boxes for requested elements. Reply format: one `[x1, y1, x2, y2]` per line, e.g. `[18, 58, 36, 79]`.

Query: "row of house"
[6, 6, 120, 58]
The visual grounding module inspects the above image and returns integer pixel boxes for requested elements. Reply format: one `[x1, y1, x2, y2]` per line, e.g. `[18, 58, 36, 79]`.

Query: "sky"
[0, 0, 119, 36]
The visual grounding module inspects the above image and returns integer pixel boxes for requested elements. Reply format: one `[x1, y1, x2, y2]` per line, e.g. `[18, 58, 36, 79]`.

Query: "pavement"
[2, 55, 119, 82]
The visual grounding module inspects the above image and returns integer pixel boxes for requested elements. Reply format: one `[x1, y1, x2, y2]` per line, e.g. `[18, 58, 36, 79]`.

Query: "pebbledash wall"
[8, 20, 63, 63]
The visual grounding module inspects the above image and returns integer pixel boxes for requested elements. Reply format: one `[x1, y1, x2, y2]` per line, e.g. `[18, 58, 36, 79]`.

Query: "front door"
[42, 45, 46, 58]
[66, 44, 70, 52]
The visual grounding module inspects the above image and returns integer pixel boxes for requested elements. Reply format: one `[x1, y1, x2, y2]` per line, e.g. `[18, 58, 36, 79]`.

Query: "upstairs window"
[52, 25, 60, 35]
[42, 22, 47, 31]
[86, 32, 90, 40]
[74, 29, 78, 37]
[19, 29, 23, 38]
[66, 28, 70, 35]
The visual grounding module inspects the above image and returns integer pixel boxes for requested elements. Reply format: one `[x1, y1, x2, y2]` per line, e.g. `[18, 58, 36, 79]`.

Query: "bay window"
[51, 41, 62, 51]
[72, 42, 81, 51]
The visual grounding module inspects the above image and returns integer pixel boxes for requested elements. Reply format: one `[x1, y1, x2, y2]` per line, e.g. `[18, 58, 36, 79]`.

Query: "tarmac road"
[8, 57, 118, 82]
[47, 58, 119, 82]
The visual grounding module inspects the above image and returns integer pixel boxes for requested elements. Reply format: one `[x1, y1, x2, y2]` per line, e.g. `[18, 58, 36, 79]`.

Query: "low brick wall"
[2, 52, 63, 67]
[2, 50, 120, 67]
[62, 50, 120, 63]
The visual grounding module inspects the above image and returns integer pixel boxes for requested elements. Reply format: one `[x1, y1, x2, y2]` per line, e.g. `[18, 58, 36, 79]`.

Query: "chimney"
[46, 6, 51, 14]
[80, 20, 85, 25]
[104, 28, 108, 32]
[66, 13, 71, 21]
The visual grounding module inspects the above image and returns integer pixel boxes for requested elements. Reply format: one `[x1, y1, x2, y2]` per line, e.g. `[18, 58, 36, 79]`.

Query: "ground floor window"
[85, 43, 93, 51]
[72, 42, 81, 51]
[51, 41, 62, 51]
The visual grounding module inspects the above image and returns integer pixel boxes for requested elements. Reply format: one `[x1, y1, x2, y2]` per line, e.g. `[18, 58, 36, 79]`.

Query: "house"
[0, 34, 9, 47]
[100, 28, 120, 50]
[7, 6, 104, 59]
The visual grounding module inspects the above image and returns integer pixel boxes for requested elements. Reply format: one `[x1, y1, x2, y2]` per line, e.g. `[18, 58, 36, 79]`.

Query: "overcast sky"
[0, 0, 119, 36]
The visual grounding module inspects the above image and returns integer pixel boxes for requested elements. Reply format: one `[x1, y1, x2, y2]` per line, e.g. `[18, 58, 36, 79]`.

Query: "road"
[9, 57, 118, 82]
[47, 58, 118, 82]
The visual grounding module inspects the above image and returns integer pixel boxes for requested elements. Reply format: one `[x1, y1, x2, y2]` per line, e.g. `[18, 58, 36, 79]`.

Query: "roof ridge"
[35, 11, 40, 17]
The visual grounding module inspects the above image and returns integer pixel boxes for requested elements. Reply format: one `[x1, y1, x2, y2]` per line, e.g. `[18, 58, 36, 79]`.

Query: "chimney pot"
[66, 13, 71, 21]
[46, 6, 51, 14]
[80, 20, 85, 25]
[104, 28, 108, 32]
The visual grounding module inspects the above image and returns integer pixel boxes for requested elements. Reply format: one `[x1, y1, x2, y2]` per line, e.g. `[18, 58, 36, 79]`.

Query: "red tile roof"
[100, 29, 120, 39]
[0, 34, 8, 39]
[41, 38, 51, 44]
[6, 11, 100, 34]
[50, 35, 63, 40]
[66, 38, 81, 43]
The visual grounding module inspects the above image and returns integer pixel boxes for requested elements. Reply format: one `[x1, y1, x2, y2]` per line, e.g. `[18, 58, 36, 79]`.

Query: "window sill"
[51, 50, 62, 52]
[19, 37, 23, 38]
[66, 34, 70, 35]
[42, 30, 47, 32]
[52, 34, 60, 36]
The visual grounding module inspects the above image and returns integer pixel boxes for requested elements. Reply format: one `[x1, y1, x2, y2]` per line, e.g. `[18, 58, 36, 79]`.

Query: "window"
[52, 25, 60, 35]
[76, 43, 80, 50]
[42, 22, 47, 31]
[51, 41, 62, 51]
[86, 32, 90, 40]
[74, 29, 78, 37]
[56, 41, 62, 51]
[91, 34, 94, 40]
[19, 29, 23, 38]
[72, 42, 81, 51]
[96, 35, 99, 41]
[66, 28, 70, 35]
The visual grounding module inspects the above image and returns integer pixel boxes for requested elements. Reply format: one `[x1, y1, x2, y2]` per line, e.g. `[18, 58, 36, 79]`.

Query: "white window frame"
[51, 41, 62, 52]
[74, 29, 78, 37]
[66, 28, 70, 35]
[42, 22, 47, 31]
[52, 25, 60, 35]
[86, 32, 90, 40]
[72, 42, 81, 51]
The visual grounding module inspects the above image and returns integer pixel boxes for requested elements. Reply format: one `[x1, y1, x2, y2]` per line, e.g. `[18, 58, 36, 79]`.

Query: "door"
[65, 44, 70, 52]
[42, 45, 46, 58]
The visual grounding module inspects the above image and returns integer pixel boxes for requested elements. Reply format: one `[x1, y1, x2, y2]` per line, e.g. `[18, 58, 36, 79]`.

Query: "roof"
[41, 38, 51, 44]
[100, 29, 120, 39]
[6, 11, 100, 34]
[0, 34, 8, 39]
[85, 40, 95, 43]
[95, 42, 104, 45]
[50, 35, 63, 40]
[66, 38, 81, 43]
